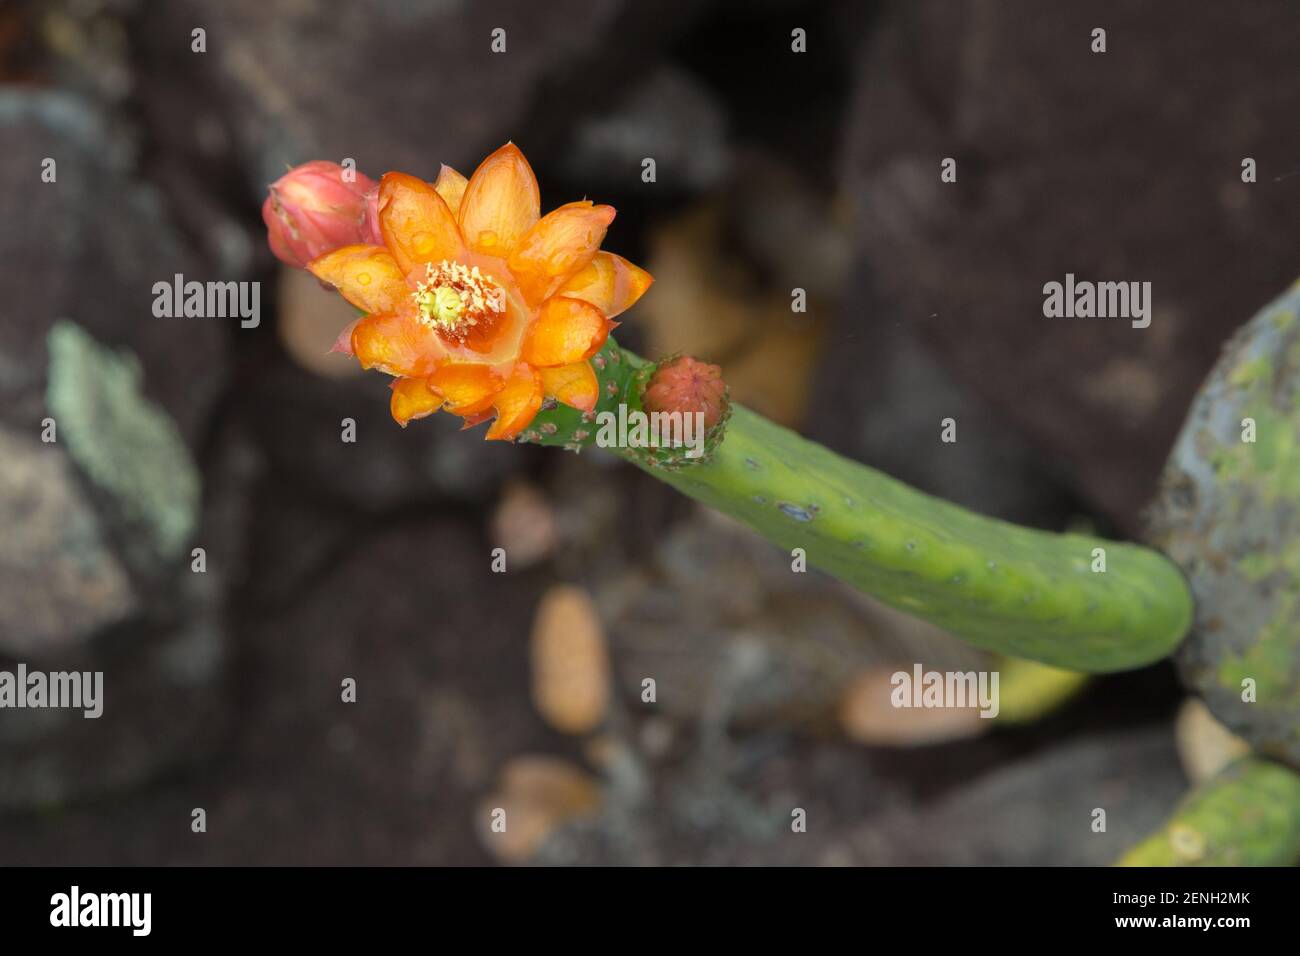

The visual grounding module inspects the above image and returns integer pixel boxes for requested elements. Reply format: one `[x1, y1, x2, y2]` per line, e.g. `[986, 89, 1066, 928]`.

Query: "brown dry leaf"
[276, 265, 364, 379]
[1175, 697, 1250, 784]
[476, 755, 603, 864]
[839, 666, 988, 746]
[489, 480, 558, 569]
[720, 301, 824, 425]
[641, 206, 752, 359]
[530, 584, 611, 735]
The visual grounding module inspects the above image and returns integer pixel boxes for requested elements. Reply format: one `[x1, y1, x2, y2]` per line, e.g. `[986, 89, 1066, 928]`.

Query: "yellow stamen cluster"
[412, 259, 504, 334]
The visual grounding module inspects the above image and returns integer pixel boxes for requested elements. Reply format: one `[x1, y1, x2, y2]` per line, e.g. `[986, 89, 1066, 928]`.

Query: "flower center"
[412, 260, 505, 341]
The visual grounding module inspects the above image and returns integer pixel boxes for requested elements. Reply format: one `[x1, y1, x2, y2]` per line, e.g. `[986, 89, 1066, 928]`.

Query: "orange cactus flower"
[306, 144, 653, 440]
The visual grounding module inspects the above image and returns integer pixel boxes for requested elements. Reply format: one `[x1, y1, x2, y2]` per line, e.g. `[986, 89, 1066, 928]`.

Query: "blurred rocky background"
[0, 0, 1290, 864]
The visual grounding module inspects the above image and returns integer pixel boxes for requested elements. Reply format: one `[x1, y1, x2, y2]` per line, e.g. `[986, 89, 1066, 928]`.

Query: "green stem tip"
[522, 339, 1194, 673]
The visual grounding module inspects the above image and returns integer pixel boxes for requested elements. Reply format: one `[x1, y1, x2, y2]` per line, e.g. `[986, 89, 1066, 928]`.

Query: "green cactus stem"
[520, 339, 1193, 672]
[520, 340, 644, 454]
[649, 404, 1191, 672]
[1117, 756, 1300, 866]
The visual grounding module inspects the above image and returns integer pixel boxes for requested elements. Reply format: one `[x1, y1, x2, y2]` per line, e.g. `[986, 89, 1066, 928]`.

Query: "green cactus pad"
[1118, 756, 1300, 866]
[516, 340, 637, 452]
[1149, 280, 1300, 765]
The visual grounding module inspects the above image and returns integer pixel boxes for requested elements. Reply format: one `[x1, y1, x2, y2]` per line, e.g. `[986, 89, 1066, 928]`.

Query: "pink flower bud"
[643, 355, 728, 429]
[262, 160, 379, 268]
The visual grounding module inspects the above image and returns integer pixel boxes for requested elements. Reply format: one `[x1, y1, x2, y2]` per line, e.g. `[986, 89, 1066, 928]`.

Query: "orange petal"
[432, 164, 468, 216]
[429, 362, 503, 415]
[507, 201, 616, 307]
[539, 361, 599, 414]
[377, 172, 464, 275]
[556, 251, 653, 319]
[457, 143, 541, 257]
[521, 296, 611, 368]
[351, 309, 446, 378]
[486, 364, 544, 441]
[329, 318, 361, 356]
[459, 410, 494, 430]
[389, 376, 444, 427]
[307, 244, 409, 314]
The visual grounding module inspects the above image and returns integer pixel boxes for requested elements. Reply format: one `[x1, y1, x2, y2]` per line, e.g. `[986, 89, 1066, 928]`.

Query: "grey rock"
[0, 616, 228, 813]
[838, 0, 1300, 530]
[845, 728, 1186, 865]
[0, 89, 232, 807]
[808, 310, 1079, 530]
[137, 0, 677, 195]
[0, 425, 136, 657]
[238, 365, 523, 512]
[601, 507, 982, 728]
[0, 89, 225, 446]
[563, 66, 730, 193]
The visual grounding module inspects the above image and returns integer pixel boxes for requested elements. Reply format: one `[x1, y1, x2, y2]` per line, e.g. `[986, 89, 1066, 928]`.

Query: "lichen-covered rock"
[0, 89, 232, 808]
[0, 425, 136, 657]
[46, 321, 200, 572]
[0, 87, 225, 608]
